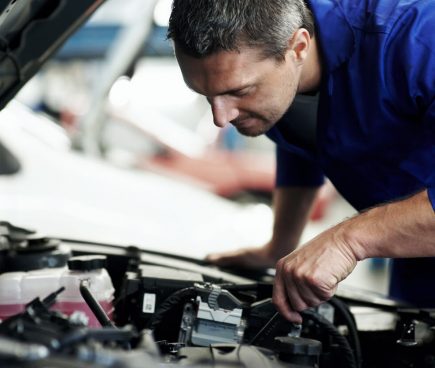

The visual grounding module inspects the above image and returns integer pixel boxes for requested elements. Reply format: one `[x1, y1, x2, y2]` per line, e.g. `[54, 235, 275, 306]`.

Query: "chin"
[236, 122, 274, 137]
[236, 129, 263, 137]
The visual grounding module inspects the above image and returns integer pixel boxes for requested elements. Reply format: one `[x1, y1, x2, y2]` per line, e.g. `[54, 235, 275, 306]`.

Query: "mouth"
[230, 115, 275, 137]
[231, 117, 257, 129]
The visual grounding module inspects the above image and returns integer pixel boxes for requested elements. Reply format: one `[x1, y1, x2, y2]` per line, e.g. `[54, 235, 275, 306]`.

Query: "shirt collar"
[307, 0, 356, 72]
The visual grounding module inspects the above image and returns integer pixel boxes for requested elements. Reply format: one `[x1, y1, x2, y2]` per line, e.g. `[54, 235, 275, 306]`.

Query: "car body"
[0, 101, 273, 257]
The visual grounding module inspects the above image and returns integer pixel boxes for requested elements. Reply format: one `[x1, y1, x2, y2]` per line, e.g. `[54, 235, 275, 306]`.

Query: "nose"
[209, 96, 239, 128]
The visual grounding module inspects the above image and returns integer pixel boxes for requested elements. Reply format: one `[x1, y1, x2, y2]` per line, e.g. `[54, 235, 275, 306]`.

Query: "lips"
[232, 118, 255, 128]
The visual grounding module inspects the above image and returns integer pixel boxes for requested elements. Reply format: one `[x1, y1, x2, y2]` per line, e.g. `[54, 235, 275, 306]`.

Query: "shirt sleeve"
[385, 3, 435, 211]
[422, 99, 435, 212]
[412, 98, 435, 213]
[276, 146, 324, 187]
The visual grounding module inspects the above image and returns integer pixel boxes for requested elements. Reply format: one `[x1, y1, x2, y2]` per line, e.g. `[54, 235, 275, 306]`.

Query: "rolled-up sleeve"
[424, 101, 435, 212]
[385, 3, 435, 212]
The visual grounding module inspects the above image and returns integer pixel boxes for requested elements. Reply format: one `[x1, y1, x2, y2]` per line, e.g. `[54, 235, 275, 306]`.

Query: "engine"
[0, 221, 434, 368]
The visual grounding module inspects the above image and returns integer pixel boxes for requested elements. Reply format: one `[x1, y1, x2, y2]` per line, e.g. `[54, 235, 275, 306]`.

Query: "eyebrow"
[188, 84, 252, 97]
[218, 85, 252, 96]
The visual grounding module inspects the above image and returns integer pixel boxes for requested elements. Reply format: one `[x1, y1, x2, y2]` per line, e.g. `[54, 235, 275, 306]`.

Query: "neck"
[298, 36, 322, 93]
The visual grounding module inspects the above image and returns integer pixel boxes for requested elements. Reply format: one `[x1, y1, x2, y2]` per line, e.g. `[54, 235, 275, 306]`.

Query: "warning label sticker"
[142, 293, 156, 314]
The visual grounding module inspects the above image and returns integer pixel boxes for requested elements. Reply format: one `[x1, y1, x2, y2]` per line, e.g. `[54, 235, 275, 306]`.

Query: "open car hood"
[0, 0, 104, 110]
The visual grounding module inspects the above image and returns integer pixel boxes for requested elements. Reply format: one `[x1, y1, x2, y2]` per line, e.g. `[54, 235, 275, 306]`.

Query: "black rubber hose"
[146, 287, 196, 331]
[79, 281, 115, 328]
[302, 309, 357, 368]
[328, 297, 362, 368]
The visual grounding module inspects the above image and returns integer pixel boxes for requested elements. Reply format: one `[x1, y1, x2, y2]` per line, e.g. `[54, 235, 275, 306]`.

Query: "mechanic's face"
[175, 45, 303, 137]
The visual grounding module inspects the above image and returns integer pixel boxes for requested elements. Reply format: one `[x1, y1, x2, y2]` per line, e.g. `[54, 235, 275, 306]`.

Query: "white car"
[0, 101, 273, 258]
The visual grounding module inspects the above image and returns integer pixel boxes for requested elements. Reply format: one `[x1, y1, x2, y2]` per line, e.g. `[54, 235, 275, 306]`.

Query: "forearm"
[273, 190, 435, 322]
[341, 190, 435, 261]
[268, 186, 319, 258]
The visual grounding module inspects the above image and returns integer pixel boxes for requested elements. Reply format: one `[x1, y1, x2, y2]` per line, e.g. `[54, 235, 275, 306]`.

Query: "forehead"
[175, 45, 265, 96]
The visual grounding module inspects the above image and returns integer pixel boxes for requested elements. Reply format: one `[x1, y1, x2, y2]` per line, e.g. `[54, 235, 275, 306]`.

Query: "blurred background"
[6, 0, 388, 294]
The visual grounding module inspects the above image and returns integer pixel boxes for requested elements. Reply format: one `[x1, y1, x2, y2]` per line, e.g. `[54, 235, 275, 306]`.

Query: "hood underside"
[0, 0, 105, 110]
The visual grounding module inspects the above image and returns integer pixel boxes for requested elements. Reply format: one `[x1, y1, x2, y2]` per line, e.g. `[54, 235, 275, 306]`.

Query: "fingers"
[273, 255, 338, 323]
[273, 259, 303, 323]
[205, 246, 276, 269]
[205, 248, 248, 266]
[205, 252, 235, 266]
[289, 279, 320, 310]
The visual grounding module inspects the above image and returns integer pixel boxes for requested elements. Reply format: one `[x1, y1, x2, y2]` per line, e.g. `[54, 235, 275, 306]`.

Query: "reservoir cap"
[68, 255, 106, 271]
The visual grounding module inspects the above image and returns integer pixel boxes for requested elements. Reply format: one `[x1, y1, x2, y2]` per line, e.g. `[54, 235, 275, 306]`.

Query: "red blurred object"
[108, 106, 276, 200]
[309, 181, 337, 221]
[139, 148, 275, 199]
[105, 106, 336, 220]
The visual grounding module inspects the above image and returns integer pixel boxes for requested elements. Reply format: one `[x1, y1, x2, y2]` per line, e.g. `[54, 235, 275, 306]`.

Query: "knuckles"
[292, 300, 308, 312]
[275, 258, 285, 271]
[273, 252, 338, 317]
[300, 295, 320, 309]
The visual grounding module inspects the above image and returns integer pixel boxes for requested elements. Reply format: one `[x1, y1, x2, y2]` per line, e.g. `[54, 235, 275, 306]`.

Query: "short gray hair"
[167, 0, 314, 60]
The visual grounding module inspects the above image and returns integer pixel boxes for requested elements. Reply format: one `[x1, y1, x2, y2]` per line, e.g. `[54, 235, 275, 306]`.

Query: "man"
[167, 0, 435, 323]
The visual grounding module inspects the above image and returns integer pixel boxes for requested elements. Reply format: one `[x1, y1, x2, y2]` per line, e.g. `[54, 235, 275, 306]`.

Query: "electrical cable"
[146, 287, 196, 331]
[329, 297, 362, 368]
[302, 309, 357, 368]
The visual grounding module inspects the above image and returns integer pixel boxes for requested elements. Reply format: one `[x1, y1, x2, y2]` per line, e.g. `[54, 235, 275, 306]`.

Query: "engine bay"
[0, 221, 434, 368]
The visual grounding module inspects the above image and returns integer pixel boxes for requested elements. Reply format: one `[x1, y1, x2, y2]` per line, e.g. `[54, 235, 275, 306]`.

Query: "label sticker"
[142, 293, 156, 314]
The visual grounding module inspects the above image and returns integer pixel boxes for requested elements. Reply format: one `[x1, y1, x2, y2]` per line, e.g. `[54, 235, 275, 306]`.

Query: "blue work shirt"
[266, 0, 435, 306]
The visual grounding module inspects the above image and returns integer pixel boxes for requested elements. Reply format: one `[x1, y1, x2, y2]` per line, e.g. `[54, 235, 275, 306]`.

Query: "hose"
[146, 287, 196, 331]
[302, 309, 357, 368]
[328, 297, 362, 368]
[79, 281, 115, 328]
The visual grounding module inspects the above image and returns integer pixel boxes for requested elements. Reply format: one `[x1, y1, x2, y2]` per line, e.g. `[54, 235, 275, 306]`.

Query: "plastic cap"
[67, 255, 107, 271]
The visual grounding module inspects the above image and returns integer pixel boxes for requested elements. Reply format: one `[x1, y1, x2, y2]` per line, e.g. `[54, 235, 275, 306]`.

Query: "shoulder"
[382, 0, 435, 112]
[333, 0, 434, 33]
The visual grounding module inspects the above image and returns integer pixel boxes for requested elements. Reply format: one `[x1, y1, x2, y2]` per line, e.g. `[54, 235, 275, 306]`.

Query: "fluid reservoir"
[0, 255, 115, 327]
[0, 268, 64, 321]
[56, 255, 115, 327]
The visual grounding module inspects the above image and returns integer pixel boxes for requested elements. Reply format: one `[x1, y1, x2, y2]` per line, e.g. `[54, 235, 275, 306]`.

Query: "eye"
[232, 87, 251, 97]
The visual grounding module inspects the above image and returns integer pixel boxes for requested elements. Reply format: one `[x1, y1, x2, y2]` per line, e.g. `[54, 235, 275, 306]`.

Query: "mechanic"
[167, 0, 435, 323]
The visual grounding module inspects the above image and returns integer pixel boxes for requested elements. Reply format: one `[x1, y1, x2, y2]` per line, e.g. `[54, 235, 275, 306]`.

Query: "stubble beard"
[233, 116, 278, 137]
[232, 72, 299, 137]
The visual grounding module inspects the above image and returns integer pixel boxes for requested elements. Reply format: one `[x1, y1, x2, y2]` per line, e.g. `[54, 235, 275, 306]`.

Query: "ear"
[287, 28, 311, 65]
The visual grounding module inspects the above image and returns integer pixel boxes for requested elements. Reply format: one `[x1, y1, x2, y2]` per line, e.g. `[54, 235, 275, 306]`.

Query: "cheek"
[244, 86, 276, 109]
[258, 86, 292, 114]
[260, 75, 294, 107]
[237, 77, 296, 116]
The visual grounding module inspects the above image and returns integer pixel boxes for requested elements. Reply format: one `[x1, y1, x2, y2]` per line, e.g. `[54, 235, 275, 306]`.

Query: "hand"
[205, 243, 279, 269]
[272, 226, 358, 323]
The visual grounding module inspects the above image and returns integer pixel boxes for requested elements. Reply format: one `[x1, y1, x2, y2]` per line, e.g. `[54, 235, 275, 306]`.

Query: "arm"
[206, 186, 319, 268]
[273, 190, 435, 323]
[269, 186, 320, 258]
